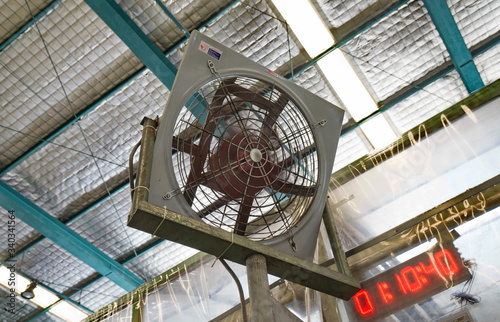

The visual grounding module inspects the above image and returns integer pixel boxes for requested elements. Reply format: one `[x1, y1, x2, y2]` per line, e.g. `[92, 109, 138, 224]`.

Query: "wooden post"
[246, 254, 302, 322]
[246, 254, 273, 322]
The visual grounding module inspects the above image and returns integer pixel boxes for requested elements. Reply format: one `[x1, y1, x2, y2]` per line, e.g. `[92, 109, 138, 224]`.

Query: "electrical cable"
[219, 258, 249, 322]
[450, 259, 480, 307]
[129, 139, 142, 199]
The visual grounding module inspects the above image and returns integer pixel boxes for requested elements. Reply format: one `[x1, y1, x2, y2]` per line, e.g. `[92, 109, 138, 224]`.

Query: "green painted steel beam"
[0, 181, 144, 292]
[0, 259, 92, 314]
[10, 179, 130, 260]
[1, 0, 242, 176]
[83, 0, 178, 89]
[422, 0, 484, 93]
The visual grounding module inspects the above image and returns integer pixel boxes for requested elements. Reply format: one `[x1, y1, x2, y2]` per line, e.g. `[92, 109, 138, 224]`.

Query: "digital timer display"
[349, 243, 470, 320]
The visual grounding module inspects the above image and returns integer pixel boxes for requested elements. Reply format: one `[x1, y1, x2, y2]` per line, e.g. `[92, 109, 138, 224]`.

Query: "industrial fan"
[146, 30, 345, 260]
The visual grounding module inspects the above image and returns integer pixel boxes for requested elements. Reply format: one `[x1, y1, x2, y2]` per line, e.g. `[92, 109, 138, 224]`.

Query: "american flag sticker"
[199, 41, 222, 60]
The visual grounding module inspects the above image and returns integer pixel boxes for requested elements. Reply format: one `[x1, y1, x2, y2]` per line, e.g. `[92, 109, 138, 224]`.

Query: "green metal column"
[422, 0, 484, 93]
[0, 181, 144, 291]
[83, 0, 178, 89]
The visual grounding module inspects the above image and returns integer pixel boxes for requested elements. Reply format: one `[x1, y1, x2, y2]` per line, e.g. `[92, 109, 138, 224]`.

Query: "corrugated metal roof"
[0, 0, 498, 320]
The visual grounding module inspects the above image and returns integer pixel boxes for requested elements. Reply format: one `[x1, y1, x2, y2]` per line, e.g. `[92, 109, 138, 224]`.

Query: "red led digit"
[414, 266, 429, 284]
[353, 290, 375, 315]
[435, 249, 460, 276]
[395, 273, 408, 294]
[419, 260, 437, 276]
[401, 266, 423, 292]
[377, 282, 394, 303]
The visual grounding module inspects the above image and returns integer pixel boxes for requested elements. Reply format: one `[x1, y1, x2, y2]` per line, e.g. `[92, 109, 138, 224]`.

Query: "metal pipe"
[131, 117, 157, 213]
[322, 198, 352, 277]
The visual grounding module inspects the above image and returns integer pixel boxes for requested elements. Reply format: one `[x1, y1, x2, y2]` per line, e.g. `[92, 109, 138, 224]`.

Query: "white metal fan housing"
[148, 30, 344, 259]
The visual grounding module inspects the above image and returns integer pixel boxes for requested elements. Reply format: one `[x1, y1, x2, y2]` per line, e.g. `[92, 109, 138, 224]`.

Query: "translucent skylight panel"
[292, 65, 351, 124]
[0, 287, 39, 320]
[15, 239, 96, 294]
[341, 0, 450, 102]
[67, 188, 154, 260]
[448, 0, 500, 49]
[475, 44, 500, 86]
[331, 129, 370, 173]
[386, 70, 467, 134]
[49, 301, 89, 321]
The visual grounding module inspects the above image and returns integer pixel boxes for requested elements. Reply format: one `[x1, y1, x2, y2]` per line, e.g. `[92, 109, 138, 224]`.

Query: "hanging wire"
[246, 4, 294, 78]
[23, 0, 147, 279]
[450, 259, 480, 306]
[339, 48, 456, 106]
[0, 122, 125, 168]
[129, 139, 142, 199]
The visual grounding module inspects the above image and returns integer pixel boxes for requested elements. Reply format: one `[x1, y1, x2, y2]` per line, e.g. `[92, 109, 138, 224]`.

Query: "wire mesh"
[340, 0, 450, 102]
[172, 75, 318, 240]
[448, 0, 500, 49]
[385, 70, 467, 134]
[0, 0, 54, 44]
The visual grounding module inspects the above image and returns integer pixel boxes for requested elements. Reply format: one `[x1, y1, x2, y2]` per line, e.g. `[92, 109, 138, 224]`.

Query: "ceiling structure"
[0, 0, 499, 321]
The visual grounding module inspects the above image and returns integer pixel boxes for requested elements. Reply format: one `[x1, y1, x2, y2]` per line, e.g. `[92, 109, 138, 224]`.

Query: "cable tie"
[142, 125, 157, 132]
[130, 186, 150, 193]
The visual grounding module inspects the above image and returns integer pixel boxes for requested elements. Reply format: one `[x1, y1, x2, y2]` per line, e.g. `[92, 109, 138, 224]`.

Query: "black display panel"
[349, 243, 471, 320]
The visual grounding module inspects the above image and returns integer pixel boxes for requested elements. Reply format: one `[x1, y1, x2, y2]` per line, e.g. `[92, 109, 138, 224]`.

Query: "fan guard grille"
[171, 75, 319, 241]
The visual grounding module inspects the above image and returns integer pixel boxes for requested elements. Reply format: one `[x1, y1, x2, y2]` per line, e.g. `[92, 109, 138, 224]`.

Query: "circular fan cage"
[171, 75, 320, 242]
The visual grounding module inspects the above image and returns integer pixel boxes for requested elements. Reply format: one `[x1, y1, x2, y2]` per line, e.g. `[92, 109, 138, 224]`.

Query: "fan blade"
[270, 178, 316, 197]
[259, 92, 288, 144]
[210, 77, 236, 115]
[182, 79, 236, 205]
[277, 144, 316, 169]
[197, 195, 233, 218]
[234, 195, 254, 235]
[172, 135, 199, 155]
[220, 83, 284, 117]
[182, 122, 217, 206]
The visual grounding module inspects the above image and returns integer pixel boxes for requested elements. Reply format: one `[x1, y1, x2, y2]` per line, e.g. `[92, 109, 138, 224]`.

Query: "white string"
[211, 232, 235, 267]
[152, 206, 168, 237]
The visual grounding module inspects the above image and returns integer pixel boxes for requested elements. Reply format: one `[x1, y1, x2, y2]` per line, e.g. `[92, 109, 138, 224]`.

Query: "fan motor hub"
[249, 148, 263, 162]
[208, 132, 279, 199]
